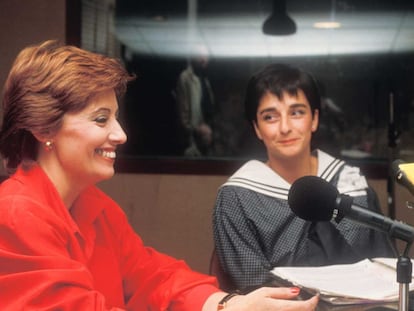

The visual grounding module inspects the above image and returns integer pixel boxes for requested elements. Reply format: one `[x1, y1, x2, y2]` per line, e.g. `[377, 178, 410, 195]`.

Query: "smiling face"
[37, 89, 127, 190]
[254, 90, 318, 162]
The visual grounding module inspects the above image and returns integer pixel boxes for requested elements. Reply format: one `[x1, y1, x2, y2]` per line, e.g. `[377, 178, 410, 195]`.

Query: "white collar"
[222, 150, 345, 200]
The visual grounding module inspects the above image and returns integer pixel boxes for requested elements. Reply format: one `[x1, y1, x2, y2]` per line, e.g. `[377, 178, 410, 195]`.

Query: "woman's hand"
[204, 287, 318, 311]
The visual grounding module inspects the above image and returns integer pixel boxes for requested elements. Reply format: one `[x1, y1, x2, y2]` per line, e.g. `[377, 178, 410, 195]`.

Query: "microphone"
[392, 159, 414, 195]
[288, 175, 414, 243]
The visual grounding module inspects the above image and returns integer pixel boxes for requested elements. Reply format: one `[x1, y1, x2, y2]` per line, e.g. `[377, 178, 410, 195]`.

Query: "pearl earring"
[44, 140, 53, 151]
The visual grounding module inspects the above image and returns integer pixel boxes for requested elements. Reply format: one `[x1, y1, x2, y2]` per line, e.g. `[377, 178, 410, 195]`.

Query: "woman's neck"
[267, 152, 318, 185]
[37, 159, 83, 210]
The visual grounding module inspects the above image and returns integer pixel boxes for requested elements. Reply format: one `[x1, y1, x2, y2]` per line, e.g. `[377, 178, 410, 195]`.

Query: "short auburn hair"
[0, 40, 135, 173]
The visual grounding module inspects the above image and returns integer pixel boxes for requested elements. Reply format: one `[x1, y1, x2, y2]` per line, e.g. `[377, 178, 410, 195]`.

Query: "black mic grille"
[288, 175, 338, 221]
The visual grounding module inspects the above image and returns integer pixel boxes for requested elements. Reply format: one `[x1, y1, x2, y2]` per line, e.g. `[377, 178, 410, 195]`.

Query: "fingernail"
[290, 287, 300, 294]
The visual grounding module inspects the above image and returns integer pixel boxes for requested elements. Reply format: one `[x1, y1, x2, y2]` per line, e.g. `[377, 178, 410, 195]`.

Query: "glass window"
[84, 0, 414, 173]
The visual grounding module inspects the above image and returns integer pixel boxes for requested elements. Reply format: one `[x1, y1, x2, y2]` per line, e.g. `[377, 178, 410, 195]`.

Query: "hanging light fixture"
[262, 0, 296, 36]
[313, 0, 341, 29]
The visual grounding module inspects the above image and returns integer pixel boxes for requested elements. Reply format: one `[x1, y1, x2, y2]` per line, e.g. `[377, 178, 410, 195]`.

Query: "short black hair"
[244, 63, 321, 124]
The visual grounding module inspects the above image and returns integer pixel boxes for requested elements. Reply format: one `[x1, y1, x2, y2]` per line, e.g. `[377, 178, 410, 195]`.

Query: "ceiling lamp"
[313, 0, 341, 29]
[262, 0, 296, 36]
[313, 21, 341, 29]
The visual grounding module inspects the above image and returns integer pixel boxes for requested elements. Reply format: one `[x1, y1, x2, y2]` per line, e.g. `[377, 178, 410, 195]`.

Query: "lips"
[279, 138, 298, 145]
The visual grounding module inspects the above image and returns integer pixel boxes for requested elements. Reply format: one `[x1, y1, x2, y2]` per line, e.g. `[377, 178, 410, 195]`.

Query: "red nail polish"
[290, 287, 300, 294]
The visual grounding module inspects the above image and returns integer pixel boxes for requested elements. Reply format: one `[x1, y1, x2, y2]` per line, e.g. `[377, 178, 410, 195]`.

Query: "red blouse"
[0, 164, 219, 310]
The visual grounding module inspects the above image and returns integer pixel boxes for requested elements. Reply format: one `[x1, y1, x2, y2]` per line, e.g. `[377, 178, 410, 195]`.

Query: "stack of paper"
[270, 257, 414, 305]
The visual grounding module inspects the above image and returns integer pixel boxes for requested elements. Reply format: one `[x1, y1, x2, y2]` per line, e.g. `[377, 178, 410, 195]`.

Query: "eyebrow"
[93, 107, 121, 116]
[95, 107, 111, 113]
[258, 103, 308, 115]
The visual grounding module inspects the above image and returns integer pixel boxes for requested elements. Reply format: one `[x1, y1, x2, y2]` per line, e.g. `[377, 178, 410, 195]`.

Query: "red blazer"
[0, 164, 219, 310]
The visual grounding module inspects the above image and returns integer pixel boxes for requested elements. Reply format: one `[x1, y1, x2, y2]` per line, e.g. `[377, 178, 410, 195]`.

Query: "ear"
[253, 121, 263, 140]
[311, 109, 319, 132]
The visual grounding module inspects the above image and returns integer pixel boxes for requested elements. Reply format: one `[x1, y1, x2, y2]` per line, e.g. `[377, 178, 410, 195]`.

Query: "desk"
[240, 279, 405, 311]
[266, 279, 400, 311]
[316, 300, 397, 311]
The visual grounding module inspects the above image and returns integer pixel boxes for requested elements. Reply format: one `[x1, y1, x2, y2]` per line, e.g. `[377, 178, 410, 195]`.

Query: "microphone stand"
[388, 92, 400, 220]
[387, 91, 412, 310]
[397, 242, 412, 311]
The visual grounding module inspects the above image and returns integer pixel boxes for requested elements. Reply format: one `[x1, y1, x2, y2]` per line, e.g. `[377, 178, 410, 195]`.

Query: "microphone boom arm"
[336, 196, 414, 243]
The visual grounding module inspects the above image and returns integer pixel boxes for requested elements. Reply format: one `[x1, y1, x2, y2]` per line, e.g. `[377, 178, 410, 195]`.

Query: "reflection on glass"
[103, 0, 414, 163]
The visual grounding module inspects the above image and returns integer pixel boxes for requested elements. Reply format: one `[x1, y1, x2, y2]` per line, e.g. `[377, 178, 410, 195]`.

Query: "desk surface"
[316, 301, 397, 311]
[266, 279, 400, 311]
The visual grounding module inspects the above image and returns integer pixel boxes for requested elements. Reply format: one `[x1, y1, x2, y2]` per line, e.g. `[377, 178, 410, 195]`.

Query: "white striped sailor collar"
[221, 149, 345, 200]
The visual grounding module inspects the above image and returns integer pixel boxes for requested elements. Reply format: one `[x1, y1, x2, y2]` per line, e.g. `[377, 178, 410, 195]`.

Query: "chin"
[95, 168, 115, 182]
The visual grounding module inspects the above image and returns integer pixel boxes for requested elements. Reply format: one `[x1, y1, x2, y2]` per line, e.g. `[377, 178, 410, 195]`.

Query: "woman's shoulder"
[0, 176, 58, 215]
[0, 183, 73, 243]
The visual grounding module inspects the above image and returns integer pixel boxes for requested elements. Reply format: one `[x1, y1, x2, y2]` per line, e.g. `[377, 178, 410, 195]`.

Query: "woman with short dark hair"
[213, 63, 396, 290]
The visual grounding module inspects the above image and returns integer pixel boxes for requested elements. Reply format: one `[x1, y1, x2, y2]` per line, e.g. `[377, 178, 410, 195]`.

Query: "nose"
[109, 120, 127, 145]
[279, 114, 291, 134]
